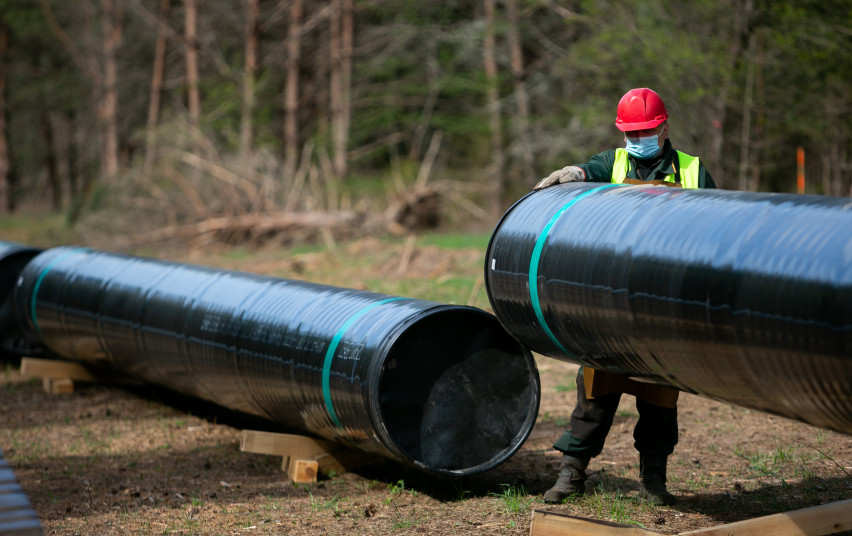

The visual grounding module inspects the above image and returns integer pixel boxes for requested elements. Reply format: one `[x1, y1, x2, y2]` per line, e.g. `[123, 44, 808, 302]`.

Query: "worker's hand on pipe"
[534, 165, 585, 190]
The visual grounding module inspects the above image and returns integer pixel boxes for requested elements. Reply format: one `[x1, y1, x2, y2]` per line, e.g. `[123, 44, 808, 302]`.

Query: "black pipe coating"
[0, 242, 42, 357]
[14, 246, 540, 476]
[485, 183, 852, 435]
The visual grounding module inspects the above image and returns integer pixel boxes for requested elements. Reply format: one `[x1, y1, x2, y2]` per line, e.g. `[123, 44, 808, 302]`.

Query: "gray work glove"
[534, 165, 585, 190]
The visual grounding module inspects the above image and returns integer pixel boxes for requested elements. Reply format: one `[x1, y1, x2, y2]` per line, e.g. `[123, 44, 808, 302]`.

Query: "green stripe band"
[529, 184, 623, 355]
[29, 248, 88, 339]
[322, 297, 404, 429]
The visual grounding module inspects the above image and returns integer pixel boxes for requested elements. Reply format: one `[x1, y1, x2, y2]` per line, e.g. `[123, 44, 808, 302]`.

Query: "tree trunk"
[41, 110, 61, 210]
[737, 29, 756, 192]
[505, 0, 534, 185]
[184, 0, 200, 126]
[66, 111, 79, 199]
[750, 30, 764, 193]
[240, 0, 259, 174]
[100, 0, 122, 184]
[340, 0, 352, 178]
[283, 0, 302, 182]
[144, 0, 170, 176]
[329, 0, 351, 180]
[708, 0, 753, 187]
[483, 0, 505, 214]
[0, 25, 10, 213]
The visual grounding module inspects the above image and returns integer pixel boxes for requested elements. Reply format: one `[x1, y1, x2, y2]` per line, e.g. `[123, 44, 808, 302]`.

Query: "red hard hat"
[615, 88, 669, 131]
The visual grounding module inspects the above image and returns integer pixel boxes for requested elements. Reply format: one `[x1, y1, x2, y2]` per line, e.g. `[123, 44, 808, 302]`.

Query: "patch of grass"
[309, 492, 343, 515]
[365, 274, 481, 304]
[452, 480, 471, 501]
[0, 212, 78, 245]
[584, 483, 652, 527]
[384, 479, 416, 505]
[6, 436, 46, 463]
[490, 484, 533, 514]
[734, 446, 776, 476]
[417, 232, 490, 250]
[387, 479, 406, 496]
[555, 377, 576, 392]
[734, 440, 806, 478]
[393, 516, 418, 530]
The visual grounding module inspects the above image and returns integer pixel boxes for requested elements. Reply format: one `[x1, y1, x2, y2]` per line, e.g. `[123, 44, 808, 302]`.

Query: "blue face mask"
[625, 132, 662, 159]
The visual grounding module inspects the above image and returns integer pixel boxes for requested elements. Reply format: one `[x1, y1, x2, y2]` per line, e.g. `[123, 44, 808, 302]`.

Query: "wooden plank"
[239, 430, 337, 458]
[530, 510, 660, 536]
[241, 430, 383, 482]
[20, 357, 140, 388]
[676, 498, 852, 536]
[21, 358, 98, 382]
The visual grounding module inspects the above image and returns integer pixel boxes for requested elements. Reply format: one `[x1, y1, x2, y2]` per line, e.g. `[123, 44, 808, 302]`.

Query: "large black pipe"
[0, 242, 42, 357]
[485, 183, 852, 435]
[14, 246, 540, 476]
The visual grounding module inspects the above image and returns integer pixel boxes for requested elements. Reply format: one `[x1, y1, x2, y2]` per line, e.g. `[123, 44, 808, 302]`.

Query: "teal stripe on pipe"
[323, 297, 405, 429]
[528, 184, 623, 355]
[29, 248, 89, 339]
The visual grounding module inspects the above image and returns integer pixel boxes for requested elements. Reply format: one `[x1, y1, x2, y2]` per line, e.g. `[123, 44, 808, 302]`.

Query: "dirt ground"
[1, 356, 850, 536]
[0, 240, 850, 535]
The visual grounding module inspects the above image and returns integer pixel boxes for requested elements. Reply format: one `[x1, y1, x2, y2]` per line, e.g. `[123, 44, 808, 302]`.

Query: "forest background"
[0, 0, 850, 245]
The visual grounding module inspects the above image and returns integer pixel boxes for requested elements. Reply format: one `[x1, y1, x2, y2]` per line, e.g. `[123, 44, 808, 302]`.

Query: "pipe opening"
[378, 309, 539, 475]
[0, 245, 42, 356]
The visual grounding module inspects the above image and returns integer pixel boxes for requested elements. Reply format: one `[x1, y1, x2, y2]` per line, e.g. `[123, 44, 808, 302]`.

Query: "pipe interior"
[378, 309, 538, 474]
[0, 249, 41, 355]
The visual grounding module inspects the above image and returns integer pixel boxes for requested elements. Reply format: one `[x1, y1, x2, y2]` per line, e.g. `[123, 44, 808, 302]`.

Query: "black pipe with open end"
[14, 246, 540, 476]
[0, 242, 42, 357]
[485, 183, 852, 435]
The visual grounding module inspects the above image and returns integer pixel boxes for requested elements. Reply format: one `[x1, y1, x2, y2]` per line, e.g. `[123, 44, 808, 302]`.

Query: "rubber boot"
[543, 455, 589, 504]
[638, 455, 676, 506]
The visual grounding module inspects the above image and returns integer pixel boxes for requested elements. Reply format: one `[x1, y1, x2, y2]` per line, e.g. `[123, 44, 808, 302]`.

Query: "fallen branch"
[129, 210, 361, 246]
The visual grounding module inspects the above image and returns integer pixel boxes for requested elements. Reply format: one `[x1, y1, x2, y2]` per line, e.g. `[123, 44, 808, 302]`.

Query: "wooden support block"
[530, 510, 659, 536]
[286, 459, 319, 484]
[41, 377, 74, 395]
[239, 430, 337, 459]
[240, 430, 381, 483]
[676, 498, 852, 536]
[20, 357, 140, 394]
[21, 358, 98, 382]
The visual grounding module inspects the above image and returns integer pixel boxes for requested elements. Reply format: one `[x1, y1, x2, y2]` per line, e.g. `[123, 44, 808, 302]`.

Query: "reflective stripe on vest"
[611, 148, 701, 189]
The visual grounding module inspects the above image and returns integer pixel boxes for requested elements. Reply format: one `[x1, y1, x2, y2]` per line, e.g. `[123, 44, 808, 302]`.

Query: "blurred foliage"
[0, 0, 849, 226]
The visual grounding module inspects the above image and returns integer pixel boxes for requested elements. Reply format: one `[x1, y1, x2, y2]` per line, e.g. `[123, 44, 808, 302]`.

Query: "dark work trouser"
[552, 368, 678, 459]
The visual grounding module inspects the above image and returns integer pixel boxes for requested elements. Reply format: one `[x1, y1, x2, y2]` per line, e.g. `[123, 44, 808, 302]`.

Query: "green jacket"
[577, 140, 717, 189]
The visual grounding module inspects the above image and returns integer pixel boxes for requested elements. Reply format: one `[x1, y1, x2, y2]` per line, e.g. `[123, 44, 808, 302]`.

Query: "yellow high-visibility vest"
[611, 148, 701, 189]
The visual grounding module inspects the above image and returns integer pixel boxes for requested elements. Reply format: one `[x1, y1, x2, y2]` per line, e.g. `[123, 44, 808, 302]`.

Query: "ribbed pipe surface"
[485, 183, 852, 435]
[15, 247, 540, 476]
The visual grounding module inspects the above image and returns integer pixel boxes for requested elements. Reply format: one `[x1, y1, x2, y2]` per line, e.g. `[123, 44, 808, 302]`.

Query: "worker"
[536, 88, 715, 190]
[534, 88, 716, 505]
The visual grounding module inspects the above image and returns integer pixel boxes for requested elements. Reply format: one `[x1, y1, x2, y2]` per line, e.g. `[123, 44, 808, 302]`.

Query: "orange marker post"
[796, 146, 805, 194]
